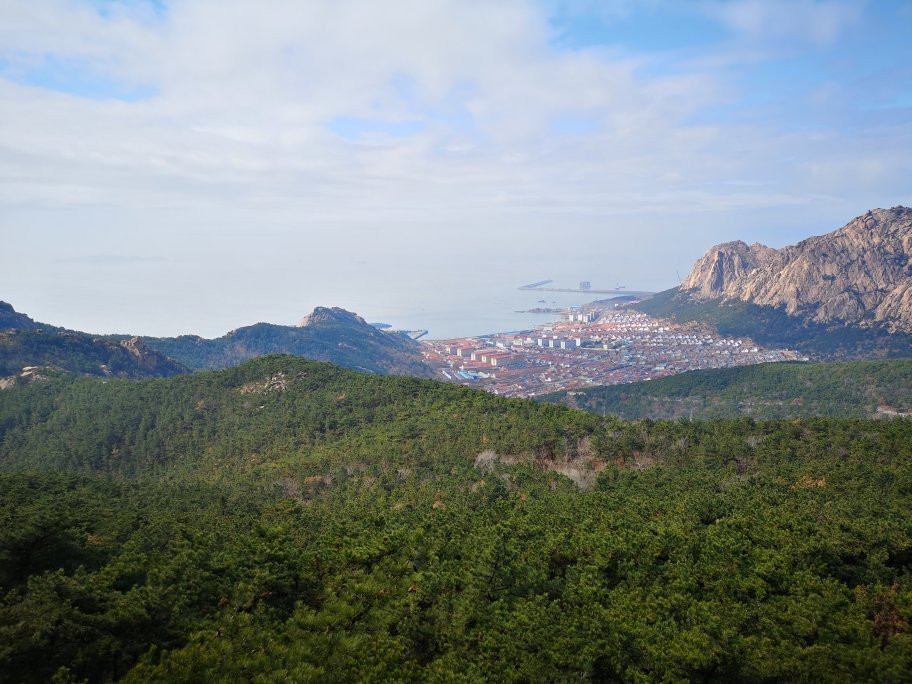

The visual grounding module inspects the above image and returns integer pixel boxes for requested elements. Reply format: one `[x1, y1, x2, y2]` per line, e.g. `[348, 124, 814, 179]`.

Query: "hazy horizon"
[2, 0, 910, 337]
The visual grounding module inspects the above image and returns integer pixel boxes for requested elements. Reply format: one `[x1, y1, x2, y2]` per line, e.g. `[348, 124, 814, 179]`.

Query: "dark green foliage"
[543, 359, 912, 420]
[0, 301, 46, 331]
[636, 288, 912, 359]
[0, 329, 186, 378]
[0, 301, 185, 379]
[137, 319, 433, 377]
[1, 355, 911, 681]
[1, 300, 431, 381]
[0, 355, 595, 478]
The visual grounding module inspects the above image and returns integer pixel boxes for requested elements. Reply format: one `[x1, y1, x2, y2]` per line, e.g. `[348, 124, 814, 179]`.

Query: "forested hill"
[634, 288, 912, 361]
[135, 306, 434, 377]
[636, 287, 912, 360]
[0, 301, 48, 331]
[2, 354, 911, 681]
[0, 354, 595, 479]
[0, 301, 433, 381]
[542, 359, 912, 420]
[0, 301, 186, 380]
[0, 329, 187, 381]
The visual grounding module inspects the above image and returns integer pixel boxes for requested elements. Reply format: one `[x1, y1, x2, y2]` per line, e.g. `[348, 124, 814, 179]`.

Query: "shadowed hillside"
[637, 288, 912, 359]
[0, 302, 433, 381]
[0, 301, 185, 380]
[137, 306, 434, 377]
[542, 359, 912, 419]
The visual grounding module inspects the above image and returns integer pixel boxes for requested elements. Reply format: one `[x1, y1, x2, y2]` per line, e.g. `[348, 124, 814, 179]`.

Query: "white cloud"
[714, 0, 863, 47]
[0, 0, 908, 335]
[0, 0, 728, 214]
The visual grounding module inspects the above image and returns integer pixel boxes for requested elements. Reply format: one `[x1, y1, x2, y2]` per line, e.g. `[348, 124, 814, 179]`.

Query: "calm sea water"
[369, 289, 614, 340]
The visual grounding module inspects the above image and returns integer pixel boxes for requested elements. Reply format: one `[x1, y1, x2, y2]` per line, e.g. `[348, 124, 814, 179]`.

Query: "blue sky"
[0, 0, 910, 336]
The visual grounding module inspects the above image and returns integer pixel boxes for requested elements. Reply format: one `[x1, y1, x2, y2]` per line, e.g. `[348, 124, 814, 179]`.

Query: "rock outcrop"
[119, 336, 186, 376]
[681, 207, 912, 331]
[297, 307, 368, 328]
[0, 301, 44, 330]
[681, 241, 779, 298]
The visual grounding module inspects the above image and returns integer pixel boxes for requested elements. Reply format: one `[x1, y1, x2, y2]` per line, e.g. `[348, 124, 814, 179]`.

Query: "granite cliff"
[681, 207, 912, 331]
[296, 306, 368, 328]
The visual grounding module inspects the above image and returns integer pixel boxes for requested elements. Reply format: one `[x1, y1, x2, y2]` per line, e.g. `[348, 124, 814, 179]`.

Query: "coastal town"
[421, 305, 804, 398]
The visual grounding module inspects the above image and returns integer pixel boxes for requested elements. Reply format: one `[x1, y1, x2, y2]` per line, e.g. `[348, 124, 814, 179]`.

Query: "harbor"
[519, 279, 655, 298]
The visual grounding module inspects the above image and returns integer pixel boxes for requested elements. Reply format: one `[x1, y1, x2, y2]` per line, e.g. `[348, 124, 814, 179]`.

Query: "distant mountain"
[0, 328, 186, 382]
[0, 300, 185, 381]
[681, 207, 912, 329]
[638, 207, 912, 359]
[138, 306, 435, 377]
[541, 358, 912, 420]
[1, 302, 433, 382]
[0, 301, 47, 331]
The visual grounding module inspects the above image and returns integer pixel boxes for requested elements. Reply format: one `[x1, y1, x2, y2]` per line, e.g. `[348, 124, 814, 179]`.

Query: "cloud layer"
[1, 0, 909, 335]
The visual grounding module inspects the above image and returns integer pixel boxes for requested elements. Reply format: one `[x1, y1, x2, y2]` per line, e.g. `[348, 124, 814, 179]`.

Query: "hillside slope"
[640, 208, 912, 360]
[139, 306, 434, 377]
[0, 302, 433, 380]
[0, 354, 591, 478]
[0, 301, 48, 331]
[542, 359, 912, 420]
[682, 207, 912, 330]
[1, 355, 911, 681]
[637, 288, 912, 359]
[0, 300, 186, 380]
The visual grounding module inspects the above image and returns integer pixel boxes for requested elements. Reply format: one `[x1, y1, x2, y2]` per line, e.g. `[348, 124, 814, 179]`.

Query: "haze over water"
[372, 288, 610, 341]
[2, 1, 908, 339]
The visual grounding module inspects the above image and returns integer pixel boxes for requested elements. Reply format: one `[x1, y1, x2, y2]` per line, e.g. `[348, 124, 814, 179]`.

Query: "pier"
[518, 282, 654, 297]
[519, 279, 554, 289]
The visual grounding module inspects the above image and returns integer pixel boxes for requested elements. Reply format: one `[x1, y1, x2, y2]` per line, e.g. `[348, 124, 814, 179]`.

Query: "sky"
[1, 0, 910, 337]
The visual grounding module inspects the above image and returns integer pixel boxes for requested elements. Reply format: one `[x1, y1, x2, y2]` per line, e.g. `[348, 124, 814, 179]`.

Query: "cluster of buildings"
[422, 309, 803, 398]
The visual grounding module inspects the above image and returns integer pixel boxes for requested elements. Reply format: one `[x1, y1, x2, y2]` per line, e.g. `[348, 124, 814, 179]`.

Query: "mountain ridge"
[0, 302, 434, 381]
[638, 207, 912, 359]
[0, 301, 186, 380]
[0, 301, 46, 331]
[681, 206, 912, 331]
[138, 306, 433, 377]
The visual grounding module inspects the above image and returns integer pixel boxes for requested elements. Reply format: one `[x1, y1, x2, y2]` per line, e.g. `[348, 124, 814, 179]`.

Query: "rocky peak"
[120, 336, 149, 359]
[118, 336, 185, 375]
[296, 307, 369, 328]
[680, 207, 912, 331]
[680, 240, 778, 298]
[0, 301, 41, 330]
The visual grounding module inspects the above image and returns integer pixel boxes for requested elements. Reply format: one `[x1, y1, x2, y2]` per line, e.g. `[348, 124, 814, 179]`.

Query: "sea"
[367, 289, 619, 340]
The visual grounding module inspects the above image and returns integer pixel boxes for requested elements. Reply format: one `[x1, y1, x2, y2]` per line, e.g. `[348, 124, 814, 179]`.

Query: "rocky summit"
[0, 301, 44, 331]
[681, 207, 912, 331]
[296, 306, 369, 328]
